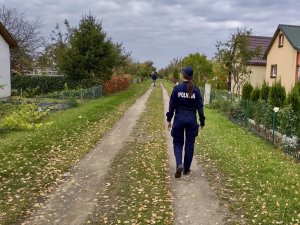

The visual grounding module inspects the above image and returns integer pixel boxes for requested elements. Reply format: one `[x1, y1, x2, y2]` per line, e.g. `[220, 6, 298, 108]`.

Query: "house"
[264, 24, 300, 92]
[247, 36, 272, 87]
[0, 22, 17, 99]
[231, 35, 272, 93]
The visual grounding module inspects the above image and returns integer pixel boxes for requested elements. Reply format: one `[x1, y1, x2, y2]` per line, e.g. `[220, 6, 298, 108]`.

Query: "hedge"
[269, 82, 286, 107]
[104, 75, 132, 95]
[242, 82, 253, 100]
[11, 75, 102, 95]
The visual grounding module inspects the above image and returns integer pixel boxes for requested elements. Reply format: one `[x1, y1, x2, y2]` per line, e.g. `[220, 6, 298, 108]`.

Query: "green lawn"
[162, 80, 300, 224]
[85, 85, 173, 225]
[197, 109, 300, 224]
[0, 81, 150, 225]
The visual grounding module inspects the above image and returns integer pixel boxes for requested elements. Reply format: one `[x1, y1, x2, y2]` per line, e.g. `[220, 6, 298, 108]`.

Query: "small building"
[264, 24, 300, 92]
[231, 35, 272, 93]
[0, 22, 17, 99]
[248, 36, 272, 87]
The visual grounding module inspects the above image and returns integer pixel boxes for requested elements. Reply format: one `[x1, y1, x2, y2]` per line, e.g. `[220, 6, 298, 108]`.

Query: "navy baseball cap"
[182, 66, 193, 78]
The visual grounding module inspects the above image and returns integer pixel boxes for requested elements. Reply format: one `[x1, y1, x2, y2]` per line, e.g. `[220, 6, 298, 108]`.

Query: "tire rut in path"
[23, 87, 153, 225]
[161, 83, 225, 225]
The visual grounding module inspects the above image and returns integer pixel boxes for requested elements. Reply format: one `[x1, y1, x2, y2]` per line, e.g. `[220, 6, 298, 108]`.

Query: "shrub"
[0, 103, 20, 119]
[269, 82, 286, 107]
[12, 75, 67, 95]
[254, 100, 273, 129]
[260, 81, 270, 101]
[278, 105, 298, 137]
[241, 82, 253, 100]
[12, 75, 102, 95]
[250, 86, 260, 102]
[24, 87, 40, 98]
[286, 85, 300, 113]
[0, 104, 49, 130]
[104, 74, 132, 95]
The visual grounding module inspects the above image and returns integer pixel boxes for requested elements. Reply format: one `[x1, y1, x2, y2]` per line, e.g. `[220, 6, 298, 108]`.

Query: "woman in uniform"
[166, 66, 205, 178]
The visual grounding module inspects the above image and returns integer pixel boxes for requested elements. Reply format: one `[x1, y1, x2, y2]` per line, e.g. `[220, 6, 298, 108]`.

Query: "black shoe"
[183, 169, 191, 175]
[175, 165, 183, 178]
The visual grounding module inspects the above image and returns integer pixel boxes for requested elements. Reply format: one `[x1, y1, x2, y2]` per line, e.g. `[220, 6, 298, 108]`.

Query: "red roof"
[248, 36, 272, 66]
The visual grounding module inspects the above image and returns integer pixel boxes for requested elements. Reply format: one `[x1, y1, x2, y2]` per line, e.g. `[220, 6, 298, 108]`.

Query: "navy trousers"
[171, 111, 199, 172]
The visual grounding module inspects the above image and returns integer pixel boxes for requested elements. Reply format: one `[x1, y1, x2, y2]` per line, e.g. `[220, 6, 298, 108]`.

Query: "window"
[271, 65, 277, 78]
[278, 34, 284, 47]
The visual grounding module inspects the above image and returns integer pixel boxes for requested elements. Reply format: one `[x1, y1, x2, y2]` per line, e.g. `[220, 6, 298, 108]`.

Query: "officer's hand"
[167, 122, 172, 131]
[201, 126, 204, 130]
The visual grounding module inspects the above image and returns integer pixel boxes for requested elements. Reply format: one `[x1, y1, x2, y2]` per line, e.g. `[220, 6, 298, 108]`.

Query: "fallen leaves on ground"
[85, 87, 173, 225]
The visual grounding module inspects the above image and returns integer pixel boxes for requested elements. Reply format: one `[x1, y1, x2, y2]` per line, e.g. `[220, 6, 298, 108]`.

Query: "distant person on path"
[166, 66, 205, 178]
[152, 73, 158, 86]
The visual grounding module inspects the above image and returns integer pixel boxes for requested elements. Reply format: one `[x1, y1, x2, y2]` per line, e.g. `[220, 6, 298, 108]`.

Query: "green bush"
[12, 75, 67, 94]
[24, 87, 40, 98]
[260, 81, 270, 101]
[278, 105, 298, 137]
[12, 75, 102, 95]
[0, 104, 50, 130]
[250, 86, 260, 102]
[242, 82, 253, 100]
[286, 85, 300, 113]
[269, 82, 286, 107]
[0, 103, 20, 119]
[254, 100, 273, 129]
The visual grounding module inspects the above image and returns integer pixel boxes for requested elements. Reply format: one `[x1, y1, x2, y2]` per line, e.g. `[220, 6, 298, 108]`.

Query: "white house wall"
[0, 35, 11, 98]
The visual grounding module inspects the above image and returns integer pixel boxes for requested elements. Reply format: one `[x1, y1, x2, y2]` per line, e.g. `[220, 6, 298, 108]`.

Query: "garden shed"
[0, 22, 17, 99]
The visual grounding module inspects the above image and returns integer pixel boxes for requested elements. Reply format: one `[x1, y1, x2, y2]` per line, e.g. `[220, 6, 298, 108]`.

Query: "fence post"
[272, 111, 278, 144]
[245, 100, 249, 127]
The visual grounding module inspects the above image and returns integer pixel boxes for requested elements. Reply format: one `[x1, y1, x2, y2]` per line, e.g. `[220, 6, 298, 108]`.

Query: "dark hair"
[183, 74, 194, 98]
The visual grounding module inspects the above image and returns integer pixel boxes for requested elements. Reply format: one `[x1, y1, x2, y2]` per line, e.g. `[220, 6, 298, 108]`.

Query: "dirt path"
[161, 84, 225, 225]
[23, 87, 153, 225]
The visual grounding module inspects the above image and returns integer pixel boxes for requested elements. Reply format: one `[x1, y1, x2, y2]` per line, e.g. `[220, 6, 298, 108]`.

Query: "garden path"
[161, 83, 226, 225]
[23, 87, 153, 225]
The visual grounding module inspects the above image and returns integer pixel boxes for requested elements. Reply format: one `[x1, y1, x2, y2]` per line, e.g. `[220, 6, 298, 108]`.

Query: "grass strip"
[196, 109, 300, 224]
[163, 80, 300, 224]
[0, 81, 150, 225]
[85, 85, 173, 225]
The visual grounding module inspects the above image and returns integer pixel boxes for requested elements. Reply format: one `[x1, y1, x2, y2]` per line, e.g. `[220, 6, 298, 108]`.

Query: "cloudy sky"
[3, 0, 300, 68]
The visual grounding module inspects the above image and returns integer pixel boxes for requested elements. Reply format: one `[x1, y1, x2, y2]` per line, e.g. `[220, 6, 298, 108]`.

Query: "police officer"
[166, 66, 205, 178]
[152, 73, 158, 86]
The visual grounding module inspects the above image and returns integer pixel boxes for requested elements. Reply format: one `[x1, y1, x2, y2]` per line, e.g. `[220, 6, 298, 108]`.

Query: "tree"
[250, 86, 261, 102]
[211, 61, 228, 89]
[136, 61, 155, 79]
[215, 28, 261, 94]
[242, 82, 253, 100]
[173, 67, 180, 80]
[260, 81, 270, 101]
[182, 53, 212, 86]
[286, 84, 300, 113]
[269, 82, 286, 107]
[57, 15, 121, 82]
[0, 3, 45, 72]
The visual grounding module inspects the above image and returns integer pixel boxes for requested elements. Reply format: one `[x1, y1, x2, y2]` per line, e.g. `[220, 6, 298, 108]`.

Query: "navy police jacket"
[166, 81, 205, 126]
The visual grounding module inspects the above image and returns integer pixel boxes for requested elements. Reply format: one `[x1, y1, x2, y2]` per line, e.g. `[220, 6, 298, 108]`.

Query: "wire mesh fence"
[203, 87, 300, 160]
[35, 86, 103, 111]
[38, 85, 103, 101]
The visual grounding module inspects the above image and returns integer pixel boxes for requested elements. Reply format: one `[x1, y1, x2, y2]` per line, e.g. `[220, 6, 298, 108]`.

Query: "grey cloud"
[3, 0, 299, 68]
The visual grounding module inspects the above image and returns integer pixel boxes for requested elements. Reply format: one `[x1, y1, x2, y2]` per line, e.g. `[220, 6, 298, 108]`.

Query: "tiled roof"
[0, 22, 17, 48]
[264, 24, 300, 58]
[278, 24, 300, 51]
[248, 36, 272, 66]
